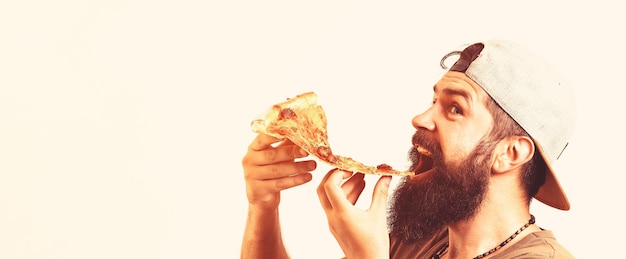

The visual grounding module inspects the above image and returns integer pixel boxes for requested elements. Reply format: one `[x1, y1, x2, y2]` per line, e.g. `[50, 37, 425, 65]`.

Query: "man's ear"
[492, 136, 534, 174]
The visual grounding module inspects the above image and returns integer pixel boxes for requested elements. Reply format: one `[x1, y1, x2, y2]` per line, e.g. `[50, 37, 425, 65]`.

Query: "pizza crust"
[251, 92, 414, 176]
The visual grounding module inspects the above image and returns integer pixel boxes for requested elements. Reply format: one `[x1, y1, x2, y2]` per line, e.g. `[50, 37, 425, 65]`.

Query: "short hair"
[484, 96, 547, 202]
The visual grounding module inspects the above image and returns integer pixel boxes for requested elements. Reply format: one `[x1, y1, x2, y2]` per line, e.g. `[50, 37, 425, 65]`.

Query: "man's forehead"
[433, 72, 488, 99]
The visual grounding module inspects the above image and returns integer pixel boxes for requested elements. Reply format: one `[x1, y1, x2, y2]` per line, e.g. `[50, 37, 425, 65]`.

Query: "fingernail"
[299, 148, 308, 156]
[307, 161, 316, 170]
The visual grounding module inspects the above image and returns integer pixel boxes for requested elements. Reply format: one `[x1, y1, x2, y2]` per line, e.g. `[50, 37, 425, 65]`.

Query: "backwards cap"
[443, 40, 576, 210]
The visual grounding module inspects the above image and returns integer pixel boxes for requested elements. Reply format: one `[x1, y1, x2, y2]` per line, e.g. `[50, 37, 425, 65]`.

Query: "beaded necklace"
[432, 215, 535, 259]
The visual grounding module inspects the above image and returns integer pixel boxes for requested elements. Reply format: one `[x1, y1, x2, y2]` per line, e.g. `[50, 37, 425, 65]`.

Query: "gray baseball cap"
[442, 40, 576, 210]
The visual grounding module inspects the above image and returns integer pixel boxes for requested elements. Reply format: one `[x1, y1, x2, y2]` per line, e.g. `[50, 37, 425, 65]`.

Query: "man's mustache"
[411, 131, 441, 157]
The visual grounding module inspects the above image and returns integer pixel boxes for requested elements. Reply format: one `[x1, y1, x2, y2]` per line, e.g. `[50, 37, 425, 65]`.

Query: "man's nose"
[411, 106, 435, 131]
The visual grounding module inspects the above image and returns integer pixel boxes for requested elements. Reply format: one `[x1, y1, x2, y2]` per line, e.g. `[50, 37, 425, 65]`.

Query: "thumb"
[370, 176, 391, 214]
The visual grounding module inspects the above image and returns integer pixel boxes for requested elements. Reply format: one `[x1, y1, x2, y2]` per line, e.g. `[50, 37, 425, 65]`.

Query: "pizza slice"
[251, 91, 414, 176]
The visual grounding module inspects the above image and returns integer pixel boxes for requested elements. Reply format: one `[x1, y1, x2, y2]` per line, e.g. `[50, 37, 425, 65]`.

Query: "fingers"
[317, 169, 341, 210]
[245, 133, 309, 166]
[317, 170, 391, 211]
[254, 172, 314, 192]
[249, 133, 284, 151]
[251, 160, 317, 180]
[342, 173, 366, 205]
[369, 176, 391, 213]
[276, 138, 296, 147]
[243, 133, 314, 180]
[242, 133, 316, 208]
[317, 169, 356, 211]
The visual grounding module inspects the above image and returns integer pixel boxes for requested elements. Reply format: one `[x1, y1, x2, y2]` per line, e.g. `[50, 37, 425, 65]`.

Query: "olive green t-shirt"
[389, 228, 574, 259]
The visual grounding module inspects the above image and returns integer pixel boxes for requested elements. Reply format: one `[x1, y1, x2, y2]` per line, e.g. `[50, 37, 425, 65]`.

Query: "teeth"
[417, 146, 432, 157]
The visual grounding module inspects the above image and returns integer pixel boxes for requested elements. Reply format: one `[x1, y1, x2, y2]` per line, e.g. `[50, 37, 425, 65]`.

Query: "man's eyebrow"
[434, 84, 471, 101]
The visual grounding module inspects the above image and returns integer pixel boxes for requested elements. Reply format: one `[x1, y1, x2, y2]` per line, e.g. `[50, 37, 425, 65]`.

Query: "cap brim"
[533, 140, 570, 210]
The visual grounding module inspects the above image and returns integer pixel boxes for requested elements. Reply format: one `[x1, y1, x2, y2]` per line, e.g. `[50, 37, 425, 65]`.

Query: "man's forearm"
[240, 205, 289, 259]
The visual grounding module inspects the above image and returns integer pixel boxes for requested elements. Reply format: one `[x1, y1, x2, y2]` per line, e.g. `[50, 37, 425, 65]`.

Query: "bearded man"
[241, 40, 576, 259]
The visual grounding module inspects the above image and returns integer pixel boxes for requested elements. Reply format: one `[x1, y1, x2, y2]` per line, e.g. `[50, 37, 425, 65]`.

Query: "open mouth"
[412, 144, 434, 174]
[417, 146, 432, 157]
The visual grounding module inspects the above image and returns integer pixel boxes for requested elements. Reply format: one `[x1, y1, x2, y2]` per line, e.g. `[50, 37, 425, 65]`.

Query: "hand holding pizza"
[241, 133, 317, 210]
[317, 169, 391, 259]
[242, 92, 404, 258]
[251, 92, 413, 176]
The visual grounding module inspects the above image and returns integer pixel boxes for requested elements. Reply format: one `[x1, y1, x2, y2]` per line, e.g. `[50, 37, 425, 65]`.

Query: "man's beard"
[387, 131, 496, 243]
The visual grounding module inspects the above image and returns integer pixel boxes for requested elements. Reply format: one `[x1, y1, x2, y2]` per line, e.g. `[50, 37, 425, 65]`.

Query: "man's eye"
[450, 105, 462, 115]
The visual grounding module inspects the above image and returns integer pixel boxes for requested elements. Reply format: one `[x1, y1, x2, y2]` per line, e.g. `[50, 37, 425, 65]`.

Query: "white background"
[0, 1, 622, 258]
